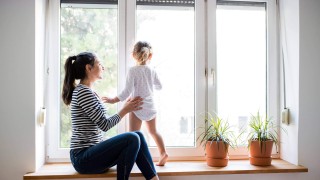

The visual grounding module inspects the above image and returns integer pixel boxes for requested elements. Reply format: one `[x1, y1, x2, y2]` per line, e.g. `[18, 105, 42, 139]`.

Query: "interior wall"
[0, 0, 37, 180]
[279, 0, 300, 165]
[298, 0, 320, 179]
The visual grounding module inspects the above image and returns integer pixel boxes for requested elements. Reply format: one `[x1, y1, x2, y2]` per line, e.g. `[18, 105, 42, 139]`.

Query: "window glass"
[60, 5, 118, 148]
[136, 5, 195, 147]
[216, 3, 267, 144]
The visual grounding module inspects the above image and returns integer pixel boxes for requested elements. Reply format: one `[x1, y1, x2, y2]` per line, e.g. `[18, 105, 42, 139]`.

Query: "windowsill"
[24, 159, 308, 179]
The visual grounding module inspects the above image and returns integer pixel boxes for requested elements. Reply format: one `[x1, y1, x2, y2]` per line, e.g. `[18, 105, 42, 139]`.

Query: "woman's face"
[89, 59, 105, 80]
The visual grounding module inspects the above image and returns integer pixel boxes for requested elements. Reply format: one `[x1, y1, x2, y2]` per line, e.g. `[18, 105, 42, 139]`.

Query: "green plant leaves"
[197, 112, 238, 150]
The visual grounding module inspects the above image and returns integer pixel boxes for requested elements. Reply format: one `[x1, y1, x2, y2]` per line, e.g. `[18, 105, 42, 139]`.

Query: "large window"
[47, 0, 278, 161]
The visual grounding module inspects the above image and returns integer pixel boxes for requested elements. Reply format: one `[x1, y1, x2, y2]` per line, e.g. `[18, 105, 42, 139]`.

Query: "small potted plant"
[247, 111, 282, 166]
[198, 113, 236, 167]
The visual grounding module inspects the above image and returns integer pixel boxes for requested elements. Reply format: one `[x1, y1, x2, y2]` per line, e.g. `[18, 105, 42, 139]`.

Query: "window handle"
[211, 68, 216, 87]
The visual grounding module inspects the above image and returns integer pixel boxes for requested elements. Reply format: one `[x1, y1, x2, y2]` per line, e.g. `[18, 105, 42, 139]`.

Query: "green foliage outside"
[60, 7, 118, 148]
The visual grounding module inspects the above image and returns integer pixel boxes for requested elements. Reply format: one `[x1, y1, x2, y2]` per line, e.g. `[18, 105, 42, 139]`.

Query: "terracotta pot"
[249, 140, 273, 166]
[205, 141, 229, 167]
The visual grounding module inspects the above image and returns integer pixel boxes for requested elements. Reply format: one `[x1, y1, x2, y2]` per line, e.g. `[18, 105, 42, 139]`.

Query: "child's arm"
[118, 68, 134, 101]
[101, 96, 120, 104]
[154, 70, 162, 90]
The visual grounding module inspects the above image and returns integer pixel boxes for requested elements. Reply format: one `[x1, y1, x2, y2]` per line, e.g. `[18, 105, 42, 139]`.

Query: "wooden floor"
[24, 159, 308, 179]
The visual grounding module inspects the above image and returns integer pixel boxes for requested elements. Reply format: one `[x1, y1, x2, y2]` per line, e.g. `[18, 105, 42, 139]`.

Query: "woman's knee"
[125, 132, 141, 145]
[132, 131, 148, 144]
[133, 131, 143, 137]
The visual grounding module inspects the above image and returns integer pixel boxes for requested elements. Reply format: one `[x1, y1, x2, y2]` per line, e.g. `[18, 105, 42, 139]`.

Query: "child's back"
[118, 65, 162, 121]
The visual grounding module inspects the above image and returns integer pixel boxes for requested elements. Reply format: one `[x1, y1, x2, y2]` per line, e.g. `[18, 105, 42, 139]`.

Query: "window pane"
[216, 4, 267, 143]
[60, 5, 118, 148]
[136, 5, 195, 147]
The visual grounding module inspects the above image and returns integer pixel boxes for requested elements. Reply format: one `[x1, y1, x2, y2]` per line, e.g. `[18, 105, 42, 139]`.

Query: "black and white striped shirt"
[70, 84, 120, 149]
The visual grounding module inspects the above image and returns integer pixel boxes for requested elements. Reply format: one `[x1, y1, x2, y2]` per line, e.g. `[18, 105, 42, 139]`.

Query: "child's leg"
[145, 118, 168, 166]
[129, 112, 142, 131]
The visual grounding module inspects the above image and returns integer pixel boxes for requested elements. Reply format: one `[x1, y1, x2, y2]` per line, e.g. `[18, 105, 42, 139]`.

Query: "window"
[217, 2, 267, 144]
[207, 0, 278, 155]
[136, 2, 195, 147]
[60, 2, 119, 148]
[47, 0, 278, 161]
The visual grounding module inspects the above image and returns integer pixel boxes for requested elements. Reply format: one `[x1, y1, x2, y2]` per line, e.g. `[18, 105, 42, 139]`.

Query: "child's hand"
[101, 97, 119, 104]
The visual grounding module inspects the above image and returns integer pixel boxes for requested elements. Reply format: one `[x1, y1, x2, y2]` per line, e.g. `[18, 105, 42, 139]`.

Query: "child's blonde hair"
[133, 41, 153, 65]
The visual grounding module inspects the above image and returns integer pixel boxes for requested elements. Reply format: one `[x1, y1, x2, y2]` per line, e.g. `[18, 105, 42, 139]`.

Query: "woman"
[62, 52, 159, 180]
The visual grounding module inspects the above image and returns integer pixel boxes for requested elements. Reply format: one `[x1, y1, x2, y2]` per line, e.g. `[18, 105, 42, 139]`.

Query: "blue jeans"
[70, 131, 157, 180]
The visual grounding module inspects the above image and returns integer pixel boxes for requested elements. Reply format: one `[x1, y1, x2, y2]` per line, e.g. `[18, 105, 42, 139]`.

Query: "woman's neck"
[80, 79, 94, 88]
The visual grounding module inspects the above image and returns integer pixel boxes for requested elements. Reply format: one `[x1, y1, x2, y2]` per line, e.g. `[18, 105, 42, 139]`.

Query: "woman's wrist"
[118, 108, 129, 119]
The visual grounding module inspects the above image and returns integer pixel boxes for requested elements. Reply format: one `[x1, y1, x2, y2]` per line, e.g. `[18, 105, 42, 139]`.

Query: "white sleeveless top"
[117, 65, 162, 121]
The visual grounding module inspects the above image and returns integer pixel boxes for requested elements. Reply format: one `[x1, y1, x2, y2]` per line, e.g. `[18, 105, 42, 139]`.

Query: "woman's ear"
[85, 64, 92, 72]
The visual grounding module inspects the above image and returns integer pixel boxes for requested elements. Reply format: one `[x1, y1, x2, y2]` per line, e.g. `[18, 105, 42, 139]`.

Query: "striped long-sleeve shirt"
[70, 84, 120, 149]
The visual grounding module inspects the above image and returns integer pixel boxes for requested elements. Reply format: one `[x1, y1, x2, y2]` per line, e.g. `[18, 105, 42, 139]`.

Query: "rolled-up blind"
[60, 0, 117, 4]
[137, 0, 194, 7]
[217, 0, 265, 7]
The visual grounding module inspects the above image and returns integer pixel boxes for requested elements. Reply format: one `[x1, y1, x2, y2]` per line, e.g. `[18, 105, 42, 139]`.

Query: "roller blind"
[60, 0, 117, 4]
[217, 0, 265, 7]
[137, 0, 194, 7]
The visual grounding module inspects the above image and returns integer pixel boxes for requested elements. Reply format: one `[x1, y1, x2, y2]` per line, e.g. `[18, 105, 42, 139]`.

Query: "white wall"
[0, 0, 46, 180]
[279, 0, 300, 165]
[298, 0, 320, 179]
[1, 0, 320, 180]
[0, 0, 36, 180]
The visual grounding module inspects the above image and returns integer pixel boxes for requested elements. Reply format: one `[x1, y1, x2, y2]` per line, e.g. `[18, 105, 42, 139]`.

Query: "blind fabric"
[60, 0, 195, 6]
[137, 0, 194, 7]
[217, 0, 266, 7]
[60, 0, 117, 4]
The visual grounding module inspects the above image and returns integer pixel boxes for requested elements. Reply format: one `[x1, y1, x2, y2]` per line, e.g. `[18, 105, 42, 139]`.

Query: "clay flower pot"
[205, 141, 229, 167]
[249, 140, 273, 166]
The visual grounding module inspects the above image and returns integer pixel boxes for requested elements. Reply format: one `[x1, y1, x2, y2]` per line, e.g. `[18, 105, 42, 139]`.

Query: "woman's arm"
[77, 87, 142, 131]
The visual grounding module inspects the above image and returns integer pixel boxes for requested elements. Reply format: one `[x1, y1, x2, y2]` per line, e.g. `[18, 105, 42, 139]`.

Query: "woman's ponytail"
[62, 55, 76, 105]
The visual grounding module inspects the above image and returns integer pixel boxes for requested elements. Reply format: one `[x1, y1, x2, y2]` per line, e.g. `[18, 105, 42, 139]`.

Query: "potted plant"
[198, 113, 236, 167]
[247, 111, 282, 166]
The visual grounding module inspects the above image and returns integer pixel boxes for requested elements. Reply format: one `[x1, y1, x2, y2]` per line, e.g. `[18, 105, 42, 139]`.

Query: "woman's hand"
[118, 96, 143, 118]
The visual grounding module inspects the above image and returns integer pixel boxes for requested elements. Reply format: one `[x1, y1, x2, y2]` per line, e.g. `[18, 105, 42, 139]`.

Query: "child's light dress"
[117, 65, 162, 121]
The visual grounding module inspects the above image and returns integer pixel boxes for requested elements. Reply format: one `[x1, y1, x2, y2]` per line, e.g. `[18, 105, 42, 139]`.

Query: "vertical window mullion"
[116, 0, 127, 134]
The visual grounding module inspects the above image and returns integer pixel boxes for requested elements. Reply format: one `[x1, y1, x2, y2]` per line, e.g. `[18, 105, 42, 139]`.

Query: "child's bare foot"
[156, 153, 168, 166]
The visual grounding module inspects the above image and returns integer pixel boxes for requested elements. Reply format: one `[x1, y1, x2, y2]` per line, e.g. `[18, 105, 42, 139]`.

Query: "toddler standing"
[102, 41, 168, 166]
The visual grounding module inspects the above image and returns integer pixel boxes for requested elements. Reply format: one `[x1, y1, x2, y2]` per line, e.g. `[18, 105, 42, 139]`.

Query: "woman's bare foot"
[156, 153, 168, 166]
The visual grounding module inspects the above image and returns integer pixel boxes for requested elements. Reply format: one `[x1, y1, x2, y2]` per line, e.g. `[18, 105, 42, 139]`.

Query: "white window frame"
[46, 0, 278, 162]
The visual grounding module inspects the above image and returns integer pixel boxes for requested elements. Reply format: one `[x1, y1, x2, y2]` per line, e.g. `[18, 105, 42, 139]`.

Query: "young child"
[102, 41, 168, 166]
